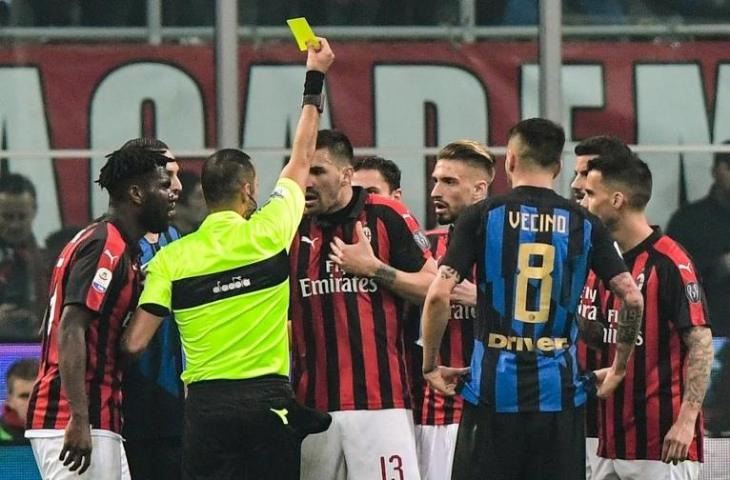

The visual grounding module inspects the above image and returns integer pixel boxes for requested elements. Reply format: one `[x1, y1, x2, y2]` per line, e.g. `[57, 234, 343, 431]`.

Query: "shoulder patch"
[92, 267, 113, 293]
[685, 282, 701, 304]
[413, 229, 430, 252]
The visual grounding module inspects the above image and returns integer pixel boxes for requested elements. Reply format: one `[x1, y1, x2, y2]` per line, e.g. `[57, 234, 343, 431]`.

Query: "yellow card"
[287, 17, 320, 52]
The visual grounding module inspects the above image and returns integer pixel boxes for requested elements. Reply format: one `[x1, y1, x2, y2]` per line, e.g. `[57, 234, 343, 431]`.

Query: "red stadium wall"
[0, 41, 728, 239]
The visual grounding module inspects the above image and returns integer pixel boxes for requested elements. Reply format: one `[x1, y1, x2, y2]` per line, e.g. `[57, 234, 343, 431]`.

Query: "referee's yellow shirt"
[139, 177, 304, 384]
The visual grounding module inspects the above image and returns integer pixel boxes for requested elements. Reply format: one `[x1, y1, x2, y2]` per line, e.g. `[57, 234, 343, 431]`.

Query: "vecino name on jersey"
[508, 211, 567, 234]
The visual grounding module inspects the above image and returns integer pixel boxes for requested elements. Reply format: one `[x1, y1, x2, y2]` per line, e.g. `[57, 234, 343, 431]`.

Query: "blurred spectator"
[0, 357, 39, 442]
[173, 170, 206, 235]
[667, 144, 730, 337]
[0, 174, 47, 342]
[0, 0, 9, 26]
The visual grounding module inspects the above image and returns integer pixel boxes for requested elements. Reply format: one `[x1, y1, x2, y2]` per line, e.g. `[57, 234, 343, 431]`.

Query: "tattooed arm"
[594, 271, 644, 398]
[421, 265, 470, 396]
[662, 326, 713, 464]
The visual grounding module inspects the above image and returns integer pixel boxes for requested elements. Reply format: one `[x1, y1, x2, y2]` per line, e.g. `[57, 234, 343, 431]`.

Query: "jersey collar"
[621, 225, 662, 261]
[314, 186, 368, 227]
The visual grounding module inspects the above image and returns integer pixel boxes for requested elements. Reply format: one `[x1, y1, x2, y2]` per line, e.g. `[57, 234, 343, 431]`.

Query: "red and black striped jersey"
[581, 227, 709, 461]
[27, 220, 141, 433]
[289, 188, 432, 412]
[416, 228, 475, 425]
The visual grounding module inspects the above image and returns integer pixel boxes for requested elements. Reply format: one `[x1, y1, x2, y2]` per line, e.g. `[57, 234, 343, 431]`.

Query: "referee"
[123, 38, 335, 479]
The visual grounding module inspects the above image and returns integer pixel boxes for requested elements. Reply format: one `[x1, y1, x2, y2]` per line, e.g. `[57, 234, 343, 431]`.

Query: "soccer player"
[352, 156, 402, 199]
[25, 145, 176, 479]
[290, 129, 437, 480]
[580, 153, 713, 479]
[120, 138, 184, 480]
[571, 136, 634, 202]
[415, 140, 495, 480]
[571, 134, 634, 479]
[421, 118, 644, 480]
[123, 38, 335, 479]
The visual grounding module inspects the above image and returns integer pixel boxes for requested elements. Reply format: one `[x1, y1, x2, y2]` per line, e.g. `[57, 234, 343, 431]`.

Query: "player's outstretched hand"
[60, 415, 92, 474]
[306, 37, 334, 73]
[594, 366, 626, 399]
[424, 366, 469, 397]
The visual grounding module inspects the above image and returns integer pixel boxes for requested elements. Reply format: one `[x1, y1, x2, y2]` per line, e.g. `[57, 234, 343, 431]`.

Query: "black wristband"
[303, 70, 325, 95]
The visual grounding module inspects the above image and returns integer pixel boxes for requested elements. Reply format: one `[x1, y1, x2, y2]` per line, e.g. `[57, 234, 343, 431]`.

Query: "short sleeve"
[250, 178, 305, 251]
[63, 232, 125, 313]
[381, 205, 431, 273]
[441, 202, 483, 280]
[139, 248, 174, 315]
[659, 252, 710, 330]
[588, 216, 627, 284]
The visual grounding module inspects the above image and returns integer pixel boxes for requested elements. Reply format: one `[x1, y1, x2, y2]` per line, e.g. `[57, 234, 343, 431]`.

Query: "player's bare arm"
[57, 305, 94, 474]
[577, 312, 604, 351]
[122, 306, 165, 357]
[595, 271, 643, 398]
[329, 221, 438, 304]
[421, 266, 469, 396]
[280, 37, 334, 189]
[662, 325, 714, 464]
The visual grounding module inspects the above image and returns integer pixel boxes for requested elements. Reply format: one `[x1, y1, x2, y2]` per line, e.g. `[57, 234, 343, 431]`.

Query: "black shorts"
[183, 375, 330, 480]
[452, 402, 585, 480]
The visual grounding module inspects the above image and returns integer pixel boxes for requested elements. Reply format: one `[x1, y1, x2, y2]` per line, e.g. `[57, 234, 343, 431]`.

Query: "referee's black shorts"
[452, 401, 585, 480]
[183, 375, 304, 480]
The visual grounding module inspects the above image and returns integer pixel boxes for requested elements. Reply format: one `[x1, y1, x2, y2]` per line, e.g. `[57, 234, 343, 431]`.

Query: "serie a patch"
[92, 267, 113, 293]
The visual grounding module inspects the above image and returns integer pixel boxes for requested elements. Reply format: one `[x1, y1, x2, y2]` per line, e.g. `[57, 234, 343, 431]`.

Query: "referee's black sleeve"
[588, 215, 628, 284]
[441, 201, 483, 281]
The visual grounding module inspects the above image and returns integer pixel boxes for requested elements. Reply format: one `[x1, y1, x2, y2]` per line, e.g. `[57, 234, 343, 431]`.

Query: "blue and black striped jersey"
[442, 186, 626, 413]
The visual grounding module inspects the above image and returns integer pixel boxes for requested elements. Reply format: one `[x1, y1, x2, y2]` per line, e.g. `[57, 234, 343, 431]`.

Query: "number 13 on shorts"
[380, 454, 405, 480]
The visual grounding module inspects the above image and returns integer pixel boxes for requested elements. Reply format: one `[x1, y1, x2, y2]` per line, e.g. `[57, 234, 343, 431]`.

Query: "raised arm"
[280, 38, 335, 190]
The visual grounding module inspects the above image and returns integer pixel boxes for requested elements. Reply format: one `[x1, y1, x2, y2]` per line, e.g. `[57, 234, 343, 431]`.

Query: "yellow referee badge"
[286, 17, 320, 52]
[270, 407, 289, 425]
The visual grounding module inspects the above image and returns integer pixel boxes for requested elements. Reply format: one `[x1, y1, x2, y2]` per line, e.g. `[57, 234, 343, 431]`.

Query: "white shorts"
[592, 456, 701, 480]
[301, 408, 421, 480]
[26, 429, 130, 480]
[586, 437, 600, 479]
[414, 423, 459, 480]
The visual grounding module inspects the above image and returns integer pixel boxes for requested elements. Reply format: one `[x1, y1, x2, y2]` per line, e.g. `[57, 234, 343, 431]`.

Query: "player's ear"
[128, 183, 145, 206]
[611, 191, 625, 209]
[392, 188, 402, 200]
[341, 166, 354, 186]
[473, 179, 489, 200]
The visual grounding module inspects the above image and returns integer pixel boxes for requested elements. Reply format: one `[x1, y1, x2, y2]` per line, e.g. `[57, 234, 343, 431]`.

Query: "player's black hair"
[352, 156, 401, 191]
[507, 118, 566, 169]
[316, 129, 354, 165]
[95, 146, 170, 202]
[587, 153, 653, 209]
[574, 135, 632, 158]
[121, 138, 169, 152]
[201, 149, 255, 206]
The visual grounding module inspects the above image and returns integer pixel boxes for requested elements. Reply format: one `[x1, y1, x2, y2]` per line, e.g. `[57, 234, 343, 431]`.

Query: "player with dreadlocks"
[25, 145, 175, 480]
